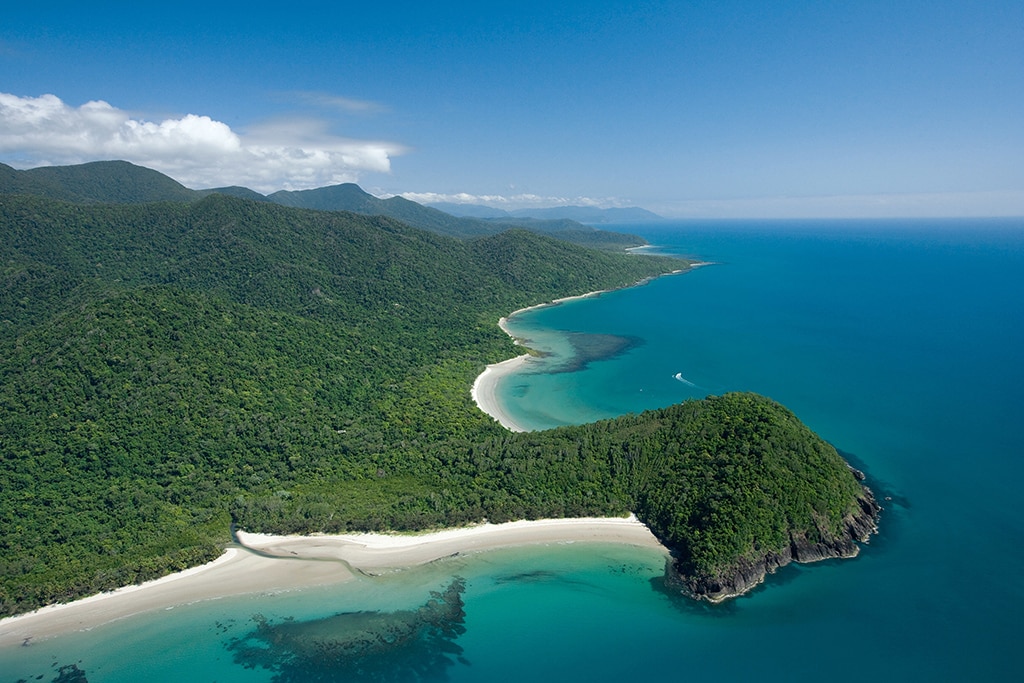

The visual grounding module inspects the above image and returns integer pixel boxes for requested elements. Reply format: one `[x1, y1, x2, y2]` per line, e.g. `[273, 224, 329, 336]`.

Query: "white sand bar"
[0, 516, 664, 647]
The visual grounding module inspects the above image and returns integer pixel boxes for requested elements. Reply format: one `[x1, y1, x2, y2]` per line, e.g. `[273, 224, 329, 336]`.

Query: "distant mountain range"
[0, 160, 651, 249]
[428, 202, 662, 224]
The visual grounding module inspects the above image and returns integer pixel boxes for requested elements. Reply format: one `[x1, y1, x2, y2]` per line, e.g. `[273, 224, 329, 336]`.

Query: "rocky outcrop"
[667, 488, 881, 603]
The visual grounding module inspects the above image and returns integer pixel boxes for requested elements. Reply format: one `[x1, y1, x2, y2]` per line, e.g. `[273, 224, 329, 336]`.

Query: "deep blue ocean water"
[3, 218, 1023, 682]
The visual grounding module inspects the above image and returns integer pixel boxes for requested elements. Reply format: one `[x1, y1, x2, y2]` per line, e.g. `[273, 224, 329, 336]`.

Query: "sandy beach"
[470, 267, 693, 432]
[471, 352, 532, 432]
[0, 516, 664, 647]
[470, 295, 627, 432]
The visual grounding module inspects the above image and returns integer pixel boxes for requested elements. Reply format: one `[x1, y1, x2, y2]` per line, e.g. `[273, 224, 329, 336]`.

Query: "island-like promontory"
[664, 488, 880, 602]
[608, 394, 881, 602]
[467, 391, 881, 603]
[470, 303, 882, 604]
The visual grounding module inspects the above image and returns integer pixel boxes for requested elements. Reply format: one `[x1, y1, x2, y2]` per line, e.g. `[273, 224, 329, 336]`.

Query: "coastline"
[0, 516, 664, 647]
[470, 319, 533, 432]
[2, 259, 693, 648]
[235, 514, 663, 569]
[471, 265, 696, 432]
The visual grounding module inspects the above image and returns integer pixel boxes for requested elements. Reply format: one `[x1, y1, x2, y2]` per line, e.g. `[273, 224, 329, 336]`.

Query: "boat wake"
[673, 372, 698, 388]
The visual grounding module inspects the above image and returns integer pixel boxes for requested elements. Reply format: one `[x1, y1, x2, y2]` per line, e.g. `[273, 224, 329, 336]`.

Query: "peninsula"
[470, 303, 881, 602]
[0, 162, 877, 621]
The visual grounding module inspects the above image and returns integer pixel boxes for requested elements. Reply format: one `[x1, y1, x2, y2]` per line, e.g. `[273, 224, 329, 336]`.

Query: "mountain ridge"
[0, 161, 647, 249]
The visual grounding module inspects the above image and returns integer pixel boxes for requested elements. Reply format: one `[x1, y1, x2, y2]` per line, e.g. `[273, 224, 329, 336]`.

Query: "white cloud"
[392, 190, 628, 211]
[289, 91, 390, 114]
[0, 93, 406, 192]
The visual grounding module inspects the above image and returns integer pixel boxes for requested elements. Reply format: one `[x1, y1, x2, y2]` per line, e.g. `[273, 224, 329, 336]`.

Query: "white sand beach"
[0, 516, 664, 647]
[470, 301, 597, 433]
[471, 267, 694, 432]
[471, 352, 532, 432]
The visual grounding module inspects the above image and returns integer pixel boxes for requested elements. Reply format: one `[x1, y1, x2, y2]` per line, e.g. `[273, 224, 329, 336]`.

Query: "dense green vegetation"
[0, 160, 197, 204]
[621, 395, 866, 578]
[0, 180, 870, 616]
[271, 183, 647, 247]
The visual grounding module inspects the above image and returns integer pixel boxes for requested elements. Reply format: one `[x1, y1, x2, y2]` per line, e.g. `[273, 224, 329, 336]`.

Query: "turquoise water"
[3, 219, 1023, 681]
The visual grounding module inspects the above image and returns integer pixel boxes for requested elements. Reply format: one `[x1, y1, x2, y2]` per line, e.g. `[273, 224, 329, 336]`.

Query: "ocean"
[3, 218, 1023, 681]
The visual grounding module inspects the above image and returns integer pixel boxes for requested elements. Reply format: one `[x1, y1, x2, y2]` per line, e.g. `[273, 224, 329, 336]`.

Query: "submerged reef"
[226, 578, 467, 682]
[13, 663, 90, 683]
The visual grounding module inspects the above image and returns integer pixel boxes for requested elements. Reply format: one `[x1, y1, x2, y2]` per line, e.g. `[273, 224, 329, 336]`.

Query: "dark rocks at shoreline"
[667, 488, 882, 603]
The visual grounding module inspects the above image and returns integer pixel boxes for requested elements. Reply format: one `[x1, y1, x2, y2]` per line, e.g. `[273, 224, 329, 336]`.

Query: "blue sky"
[2, 1, 1021, 217]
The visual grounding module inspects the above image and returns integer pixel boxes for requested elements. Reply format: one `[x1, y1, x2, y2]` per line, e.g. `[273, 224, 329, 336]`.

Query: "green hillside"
[272, 183, 501, 239]
[0, 160, 196, 204]
[0, 188, 874, 615]
[271, 184, 646, 248]
[0, 192, 668, 612]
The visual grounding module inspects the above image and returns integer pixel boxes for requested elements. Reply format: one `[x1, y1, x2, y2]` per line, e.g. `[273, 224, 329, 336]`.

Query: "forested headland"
[0, 164, 877, 616]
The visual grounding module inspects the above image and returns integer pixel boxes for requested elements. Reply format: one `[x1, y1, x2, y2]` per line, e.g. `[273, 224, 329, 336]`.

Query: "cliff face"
[669, 488, 881, 603]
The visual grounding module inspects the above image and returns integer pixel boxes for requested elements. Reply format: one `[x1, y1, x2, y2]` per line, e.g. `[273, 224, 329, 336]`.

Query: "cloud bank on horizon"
[396, 191, 630, 211]
[0, 93, 405, 193]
